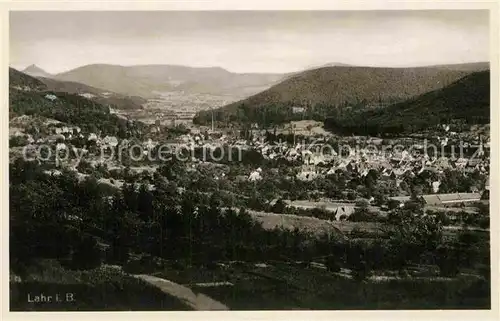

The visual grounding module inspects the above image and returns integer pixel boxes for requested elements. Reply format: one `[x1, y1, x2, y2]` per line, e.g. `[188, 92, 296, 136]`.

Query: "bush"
[435, 245, 460, 277]
[9, 136, 28, 147]
[352, 261, 371, 281]
[70, 234, 102, 270]
[270, 199, 287, 214]
[106, 240, 130, 265]
[434, 211, 451, 225]
[325, 256, 341, 272]
[348, 208, 381, 222]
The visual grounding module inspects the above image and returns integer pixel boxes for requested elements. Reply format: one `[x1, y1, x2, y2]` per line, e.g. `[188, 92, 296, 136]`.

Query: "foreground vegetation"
[10, 260, 191, 311]
[9, 158, 490, 310]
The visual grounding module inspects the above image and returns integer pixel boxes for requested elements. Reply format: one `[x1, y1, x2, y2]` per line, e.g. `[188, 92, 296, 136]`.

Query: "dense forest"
[10, 67, 146, 111]
[194, 65, 488, 128]
[324, 71, 490, 135]
[9, 85, 145, 139]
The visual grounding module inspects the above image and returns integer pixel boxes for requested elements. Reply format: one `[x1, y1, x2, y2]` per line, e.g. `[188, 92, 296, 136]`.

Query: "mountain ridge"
[324, 70, 490, 135]
[193, 63, 489, 126]
[53, 64, 286, 98]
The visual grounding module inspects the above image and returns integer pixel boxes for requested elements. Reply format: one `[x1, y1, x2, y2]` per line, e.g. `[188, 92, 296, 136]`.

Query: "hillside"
[9, 68, 48, 91]
[10, 68, 146, 110]
[194, 63, 488, 126]
[54, 64, 285, 98]
[9, 68, 145, 138]
[38, 77, 147, 110]
[324, 70, 490, 135]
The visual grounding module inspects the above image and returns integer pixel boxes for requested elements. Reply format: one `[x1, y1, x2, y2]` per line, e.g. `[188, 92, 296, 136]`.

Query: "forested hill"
[193, 64, 487, 126]
[10, 67, 48, 91]
[324, 70, 490, 136]
[9, 68, 144, 138]
[11, 67, 146, 110]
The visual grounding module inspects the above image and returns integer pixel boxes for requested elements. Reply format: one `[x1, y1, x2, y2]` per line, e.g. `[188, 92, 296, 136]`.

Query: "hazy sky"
[10, 10, 490, 74]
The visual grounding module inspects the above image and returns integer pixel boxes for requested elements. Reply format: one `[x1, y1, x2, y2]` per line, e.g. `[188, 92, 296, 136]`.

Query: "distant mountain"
[428, 62, 490, 72]
[324, 70, 490, 135]
[10, 68, 146, 110]
[22, 64, 53, 78]
[194, 63, 489, 126]
[54, 64, 285, 98]
[303, 62, 355, 70]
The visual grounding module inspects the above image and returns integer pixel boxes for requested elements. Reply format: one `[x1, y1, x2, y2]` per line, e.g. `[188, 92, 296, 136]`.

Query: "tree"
[435, 244, 460, 277]
[271, 199, 287, 214]
[386, 202, 443, 269]
[325, 255, 341, 272]
[70, 234, 102, 270]
[387, 199, 401, 210]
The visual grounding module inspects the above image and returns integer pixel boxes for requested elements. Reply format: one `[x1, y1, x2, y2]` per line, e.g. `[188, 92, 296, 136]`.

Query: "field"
[248, 210, 347, 239]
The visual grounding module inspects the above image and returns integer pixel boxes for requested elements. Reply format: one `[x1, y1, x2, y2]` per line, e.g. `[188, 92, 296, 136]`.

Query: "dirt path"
[132, 274, 229, 310]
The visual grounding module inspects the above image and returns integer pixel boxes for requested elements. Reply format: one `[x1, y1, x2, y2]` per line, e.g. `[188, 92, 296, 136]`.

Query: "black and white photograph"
[6, 5, 496, 313]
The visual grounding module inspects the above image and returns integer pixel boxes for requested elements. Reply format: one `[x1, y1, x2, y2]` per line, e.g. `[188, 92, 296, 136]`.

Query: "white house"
[431, 180, 441, 193]
[248, 168, 263, 182]
[79, 93, 96, 99]
[103, 136, 119, 147]
[44, 94, 57, 101]
[56, 143, 67, 151]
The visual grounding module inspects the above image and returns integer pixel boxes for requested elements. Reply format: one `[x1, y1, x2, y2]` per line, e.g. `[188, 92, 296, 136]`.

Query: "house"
[296, 165, 318, 181]
[467, 159, 482, 167]
[248, 168, 263, 181]
[390, 196, 411, 203]
[44, 94, 57, 101]
[103, 136, 119, 147]
[431, 180, 441, 193]
[292, 106, 305, 114]
[390, 193, 481, 206]
[455, 158, 468, 168]
[79, 93, 96, 99]
[333, 206, 356, 221]
[56, 143, 67, 151]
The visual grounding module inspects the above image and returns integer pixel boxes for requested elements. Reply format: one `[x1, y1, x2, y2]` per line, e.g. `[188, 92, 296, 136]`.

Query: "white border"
[1, 1, 498, 320]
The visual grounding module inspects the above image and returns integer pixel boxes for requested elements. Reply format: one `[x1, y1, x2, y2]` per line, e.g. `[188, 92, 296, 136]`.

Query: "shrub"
[325, 256, 341, 272]
[9, 136, 28, 147]
[271, 199, 287, 214]
[106, 240, 130, 265]
[435, 245, 460, 277]
[351, 261, 371, 281]
[70, 234, 102, 270]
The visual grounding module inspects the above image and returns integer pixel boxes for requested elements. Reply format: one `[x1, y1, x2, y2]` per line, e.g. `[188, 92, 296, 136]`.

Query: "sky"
[9, 10, 490, 74]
